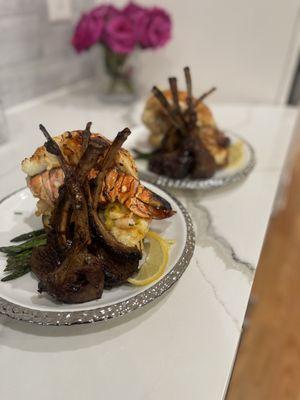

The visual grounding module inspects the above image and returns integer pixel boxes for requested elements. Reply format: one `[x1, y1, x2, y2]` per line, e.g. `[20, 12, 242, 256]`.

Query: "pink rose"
[140, 7, 172, 49]
[104, 15, 136, 54]
[89, 4, 119, 21]
[123, 2, 149, 42]
[123, 2, 147, 23]
[72, 12, 104, 52]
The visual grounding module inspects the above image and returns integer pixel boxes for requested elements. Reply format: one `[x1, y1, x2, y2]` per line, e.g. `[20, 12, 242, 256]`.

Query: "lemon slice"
[128, 230, 171, 286]
[227, 140, 244, 169]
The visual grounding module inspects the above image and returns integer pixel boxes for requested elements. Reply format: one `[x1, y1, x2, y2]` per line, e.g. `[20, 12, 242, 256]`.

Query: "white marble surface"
[0, 81, 298, 400]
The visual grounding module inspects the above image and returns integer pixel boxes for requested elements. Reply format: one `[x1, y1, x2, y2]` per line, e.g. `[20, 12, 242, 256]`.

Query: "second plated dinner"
[132, 67, 255, 189]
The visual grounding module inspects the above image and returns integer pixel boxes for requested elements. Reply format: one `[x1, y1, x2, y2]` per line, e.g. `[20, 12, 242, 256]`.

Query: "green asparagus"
[0, 229, 46, 282]
[1, 266, 31, 282]
[10, 228, 45, 242]
[0, 235, 46, 255]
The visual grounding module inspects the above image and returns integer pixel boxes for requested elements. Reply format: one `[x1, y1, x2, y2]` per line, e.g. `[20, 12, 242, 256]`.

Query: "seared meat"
[143, 67, 230, 180]
[149, 134, 217, 180]
[149, 148, 193, 179]
[30, 123, 142, 303]
[31, 244, 105, 304]
[96, 247, 139, 289]
[189, 137, 217, 179]
[27, 122, 174, 303]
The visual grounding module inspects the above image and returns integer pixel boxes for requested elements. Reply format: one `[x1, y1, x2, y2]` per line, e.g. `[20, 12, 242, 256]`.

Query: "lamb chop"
[31, 123, 107, 303]
[142, 67, 230, 180]
[30, 123, 173, 303]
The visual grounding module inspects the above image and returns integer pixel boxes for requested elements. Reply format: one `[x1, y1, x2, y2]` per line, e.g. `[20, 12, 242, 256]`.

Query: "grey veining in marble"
[184, 197, 255, 330]
[185, 196, 255, 281]
[195, 259, 240, 330]
[0, 0, 96, 109]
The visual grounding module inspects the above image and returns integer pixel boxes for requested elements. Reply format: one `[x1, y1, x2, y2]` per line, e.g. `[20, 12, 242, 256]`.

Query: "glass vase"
[103, 46, 136, 103]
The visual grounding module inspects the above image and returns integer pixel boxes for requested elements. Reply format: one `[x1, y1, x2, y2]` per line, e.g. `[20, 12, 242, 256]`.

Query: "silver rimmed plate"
[0, 183, 195, 326]
[126, 126, 255, 190]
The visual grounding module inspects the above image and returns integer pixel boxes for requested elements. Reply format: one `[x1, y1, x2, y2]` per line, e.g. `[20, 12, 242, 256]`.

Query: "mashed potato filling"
[103, 202, 150, 249]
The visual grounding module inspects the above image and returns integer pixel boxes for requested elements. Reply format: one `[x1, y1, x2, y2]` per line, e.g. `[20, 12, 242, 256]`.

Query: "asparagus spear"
[0, 235, 46, 255]
[1, 266, 31, 282]
[5, 249, 32, 260]
[10, 228, 45, 243]
[4, 255, 31, 271]
[1, 229, 46, 282]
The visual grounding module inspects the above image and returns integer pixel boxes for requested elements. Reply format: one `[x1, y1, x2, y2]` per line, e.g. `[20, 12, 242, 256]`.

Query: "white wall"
[0, 0, 97, 108]
[97, 0, 300, 104]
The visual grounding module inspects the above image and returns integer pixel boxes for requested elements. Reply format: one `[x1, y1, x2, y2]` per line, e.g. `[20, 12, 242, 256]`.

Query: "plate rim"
[135, 131, 256, 190]
[0, 185, 195, 326]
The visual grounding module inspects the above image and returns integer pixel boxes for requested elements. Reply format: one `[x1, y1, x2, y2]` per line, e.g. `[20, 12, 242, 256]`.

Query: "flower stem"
[103, 46, 134, 95]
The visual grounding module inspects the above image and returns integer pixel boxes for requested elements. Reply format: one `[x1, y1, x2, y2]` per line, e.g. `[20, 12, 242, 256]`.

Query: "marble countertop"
[0, 81, 298, 400]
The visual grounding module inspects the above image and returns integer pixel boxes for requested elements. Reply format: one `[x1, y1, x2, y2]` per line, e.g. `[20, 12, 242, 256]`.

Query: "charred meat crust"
[148, 67, 230, 180]
[31, 123, 143, 303]
[31, 244, 105, 304]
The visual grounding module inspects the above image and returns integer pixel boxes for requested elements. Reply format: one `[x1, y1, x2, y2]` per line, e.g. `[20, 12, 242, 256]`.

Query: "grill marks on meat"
[149, 67, 229, 180]
[31, 244, 105, 304]
[93, 245, 139, 289]
[30, 123, 142, 303]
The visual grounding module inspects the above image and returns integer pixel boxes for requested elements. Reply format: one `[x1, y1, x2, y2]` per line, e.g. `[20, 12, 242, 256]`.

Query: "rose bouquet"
[72, 2, 172, 98]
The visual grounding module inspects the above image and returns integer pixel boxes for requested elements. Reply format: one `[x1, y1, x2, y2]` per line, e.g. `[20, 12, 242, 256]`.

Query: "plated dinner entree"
[139, 67, 232, 180]
[0, 123, 176, 304]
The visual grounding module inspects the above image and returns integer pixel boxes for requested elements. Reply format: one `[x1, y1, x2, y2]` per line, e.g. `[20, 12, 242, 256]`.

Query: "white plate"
[125, 126, 255, 190]
[0, 183, 195, 325]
